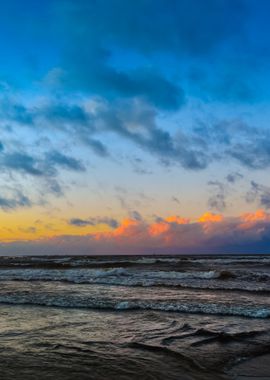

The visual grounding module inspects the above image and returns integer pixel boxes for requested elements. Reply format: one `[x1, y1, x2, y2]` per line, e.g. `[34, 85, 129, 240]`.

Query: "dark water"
[0, 255, 269, 379]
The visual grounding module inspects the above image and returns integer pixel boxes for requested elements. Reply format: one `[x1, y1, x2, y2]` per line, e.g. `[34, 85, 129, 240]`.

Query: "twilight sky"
[0, 0, 270, 255]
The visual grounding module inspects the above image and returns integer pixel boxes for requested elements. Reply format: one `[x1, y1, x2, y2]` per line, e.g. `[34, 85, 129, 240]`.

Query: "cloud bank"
[1, 210, 269, 255]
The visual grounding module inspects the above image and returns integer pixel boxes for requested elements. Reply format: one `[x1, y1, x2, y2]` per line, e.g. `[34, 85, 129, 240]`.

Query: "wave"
[0, 292, 268, 318]
[0, 268, 269, 292]
[0, 268, 220, 282]
[3, 255, 270, 266]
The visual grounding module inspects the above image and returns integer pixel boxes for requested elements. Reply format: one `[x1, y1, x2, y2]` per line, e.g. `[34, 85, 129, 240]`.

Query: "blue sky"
[0, 0, 270, 254]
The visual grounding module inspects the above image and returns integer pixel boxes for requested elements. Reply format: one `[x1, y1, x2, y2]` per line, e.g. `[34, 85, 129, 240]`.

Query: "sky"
[0, 0, 270, 255]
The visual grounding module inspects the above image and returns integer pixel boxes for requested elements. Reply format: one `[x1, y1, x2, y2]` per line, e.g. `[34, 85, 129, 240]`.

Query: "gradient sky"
[1, 0, 270, 255]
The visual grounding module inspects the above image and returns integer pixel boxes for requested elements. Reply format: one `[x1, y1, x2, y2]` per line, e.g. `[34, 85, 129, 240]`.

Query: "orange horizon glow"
[0, 209, 269, 244]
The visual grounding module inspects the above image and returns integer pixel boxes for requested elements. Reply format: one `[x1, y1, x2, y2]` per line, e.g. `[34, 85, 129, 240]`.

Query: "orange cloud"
[239, 209, 270, 231]
[165, 215, 190, 224]
[113, 218, 140, 236]
[95, 218, 144, 244]
[241, 209, 268, 222]
[1, 209, 270, 255]
[198, 212, 223, 223]
[149, 221, 170, 236]
[149, 215, 189, 236]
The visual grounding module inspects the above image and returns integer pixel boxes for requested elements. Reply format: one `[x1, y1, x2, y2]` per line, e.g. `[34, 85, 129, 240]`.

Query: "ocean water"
[0, 255, 269, 379]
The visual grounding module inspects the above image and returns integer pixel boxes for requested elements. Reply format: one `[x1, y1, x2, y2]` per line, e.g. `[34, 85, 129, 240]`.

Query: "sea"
[0, 254, 269, 379]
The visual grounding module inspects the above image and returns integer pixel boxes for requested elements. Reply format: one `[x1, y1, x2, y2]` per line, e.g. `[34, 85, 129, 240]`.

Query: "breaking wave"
[0, 292, 268, 318]
[0, 268, 269, 292]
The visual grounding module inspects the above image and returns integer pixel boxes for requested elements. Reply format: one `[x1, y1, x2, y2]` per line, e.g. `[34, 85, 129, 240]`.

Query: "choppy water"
[0, 255, 269, 379]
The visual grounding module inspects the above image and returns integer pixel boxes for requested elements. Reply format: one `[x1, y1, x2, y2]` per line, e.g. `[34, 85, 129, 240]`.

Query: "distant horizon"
[0, 253, 269, 257]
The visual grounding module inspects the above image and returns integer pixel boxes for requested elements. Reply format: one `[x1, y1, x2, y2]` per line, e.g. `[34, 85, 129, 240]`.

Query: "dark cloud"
[1, 152, 43, 176]
[69, 218, 92, 227]
[261, 193, 270, 209]
[60, 54, 185, 110]
[45, 178, 64, 198]
[95, 99, 209, 169]
[46, 151, 85, 171]
[40, 102, 109, 156]
[69, 217, 119, 228]
[3, 95, 270, 174]
[0, 149, 85, 177]
[208, 193, 226, 212]
[59, 0, 245, 55]
[41, 103, 90, 126]
[0, 192, 32, 211]
[229, 138, 270, 169]
[86, 139, 108, 157]
[128, 157, 153, 175]
[208, 173, 245, 211]
[0, 147, 86, 204]
[226, 172, 243, 183]
[207, 180, 227, 212]
[0, 98, 109, 157]
[20, 97, 205, 168]
[246, 181, 270, 209]
[44, 0, 251, 109]
[172, 196, 180, 204]
[194, 119, 270, 170]
[129, 210, 142, 221]
[0, 101, 34, 126]
[0, 0, 268, 112]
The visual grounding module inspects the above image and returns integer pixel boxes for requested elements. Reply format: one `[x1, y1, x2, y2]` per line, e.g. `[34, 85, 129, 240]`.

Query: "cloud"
[69, 217, 119, 228]
[207, 181, 227, 212]
[0, 147, 87, 206]
[229, 138, 270, 169]
[68, 209, 270, 254]
[0, 149, 85, 177]
[129, 210, 142, 221]
[194, 119, 270, 170]
[1, 152, 44, 176]
[0, 101, 34, 126]
[58, 0, 246, 56]
[45, 178, 64, 198]
[198, 212, 223, 223]
[2, 209, 270, 255]
[39, 0, 254, 109]
[226, 172, 243, 183]
[46, 151, 85, 171]
[4, 92, 270, 185]
[62, 63, 185, 110]
[86, 139, 109, 157]
[246, 181, 270, 209]
[3, 93, 270, 173]
[0, 191, 32, 211]
[94, 98, 209, 169]
[171, 196, 180, 204]
[69, 218, 92, 227]
[208, 193, 226, 212]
